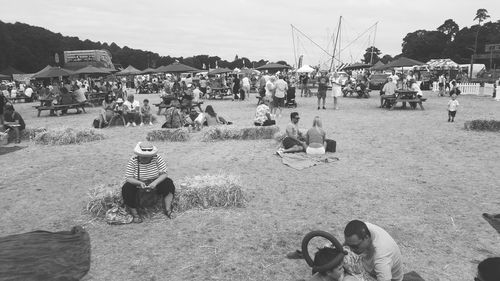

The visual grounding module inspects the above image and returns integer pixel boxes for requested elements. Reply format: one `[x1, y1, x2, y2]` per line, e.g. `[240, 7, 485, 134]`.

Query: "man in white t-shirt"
[344, 220, 403, 281]
[273, 76, 288, 116]
[24, 86, 33, 98]
[242, 76, 251, 99]
[123, 94, 141, 127]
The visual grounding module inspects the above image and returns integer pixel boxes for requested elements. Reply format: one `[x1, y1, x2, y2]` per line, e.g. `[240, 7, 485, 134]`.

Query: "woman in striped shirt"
[122, 142, 175, 222]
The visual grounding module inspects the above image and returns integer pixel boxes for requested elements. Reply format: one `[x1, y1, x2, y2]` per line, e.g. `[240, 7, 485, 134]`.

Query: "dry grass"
[202, 125, 280, 141]
[2, 92, 500, 281]
[32, 127, 105, 145]
[146, 128, 190, 142]
[174, 173, 246, 212]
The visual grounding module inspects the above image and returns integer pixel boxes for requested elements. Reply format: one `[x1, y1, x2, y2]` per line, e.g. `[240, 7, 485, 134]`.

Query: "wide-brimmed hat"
[116, 98, 124, 103]
[134, 142, 158, 157]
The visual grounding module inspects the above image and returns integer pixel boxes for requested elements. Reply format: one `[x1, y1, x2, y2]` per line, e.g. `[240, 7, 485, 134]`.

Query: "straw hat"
[133, 142, 158, 157]
[116, 98, 124, 103]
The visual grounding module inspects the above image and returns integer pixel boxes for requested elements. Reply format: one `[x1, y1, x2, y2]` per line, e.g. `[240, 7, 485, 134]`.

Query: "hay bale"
[146, 128, 190, 142]
[174, 173, 246, 212]
[6, 127, 47, 142]
[202, 125, 280, 141]
[86, 184, 122, 218]
[464, 120, 500, 132]
[33, 127, 105, 145]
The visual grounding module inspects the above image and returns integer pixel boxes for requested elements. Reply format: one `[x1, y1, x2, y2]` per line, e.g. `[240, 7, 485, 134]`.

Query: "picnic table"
[34, 98, 87, 117]
[383, 90, 426, 110]
[207, 87, 232, 99]
[154, 98, 204, 115]
[86, 92, 106, 107]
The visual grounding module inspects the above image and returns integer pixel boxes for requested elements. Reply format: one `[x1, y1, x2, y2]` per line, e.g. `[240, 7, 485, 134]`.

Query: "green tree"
[402, 30, 448, 62]
[437, 19, 459, 40]
[363, 46, 381, 64]
[473, 9, 490, 57]
[380, 54, 393, 64]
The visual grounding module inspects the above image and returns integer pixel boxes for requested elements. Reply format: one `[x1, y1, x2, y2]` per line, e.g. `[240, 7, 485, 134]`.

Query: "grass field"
[1, 89, 499, 281]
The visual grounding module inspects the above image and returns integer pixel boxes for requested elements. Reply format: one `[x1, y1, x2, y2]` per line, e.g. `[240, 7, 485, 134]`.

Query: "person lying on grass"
[276, 111, 307, 156]
[122, 142, 176, 222]
[288, 220, 403, 281]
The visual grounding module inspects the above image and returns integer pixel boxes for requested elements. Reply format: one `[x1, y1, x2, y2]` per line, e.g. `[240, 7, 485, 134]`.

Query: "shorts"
[317, 90, 327, 99]
[282, 136, 303, 149]
[306, 146, 325, 155]
[448, 110, 456, 117]
[273, 97, 284, 107]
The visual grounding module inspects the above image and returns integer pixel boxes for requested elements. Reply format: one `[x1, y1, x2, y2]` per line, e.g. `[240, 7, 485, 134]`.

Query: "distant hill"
[0, 20, 278, 73]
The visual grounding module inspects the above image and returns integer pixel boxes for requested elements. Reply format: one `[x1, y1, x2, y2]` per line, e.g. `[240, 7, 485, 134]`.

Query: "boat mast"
[369, 22, 378, 64]
[330, 16, 342, 72]
[291, 25, 298, 68]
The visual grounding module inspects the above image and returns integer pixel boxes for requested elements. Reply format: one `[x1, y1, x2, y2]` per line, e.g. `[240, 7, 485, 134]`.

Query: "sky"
[1, 0, 498, 68]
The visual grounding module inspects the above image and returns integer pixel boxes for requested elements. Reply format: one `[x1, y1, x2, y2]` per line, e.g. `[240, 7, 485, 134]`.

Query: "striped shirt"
[125, 155, 167, 181]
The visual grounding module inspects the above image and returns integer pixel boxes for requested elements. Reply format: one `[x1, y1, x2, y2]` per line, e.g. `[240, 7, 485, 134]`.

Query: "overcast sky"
[2, 0, 498, 67]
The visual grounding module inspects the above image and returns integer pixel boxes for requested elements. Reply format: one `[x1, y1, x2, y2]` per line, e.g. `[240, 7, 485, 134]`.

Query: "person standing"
[447, 93, 459, 122]
[242, 75, 251, 101]
[232, 75, 240, 101]
[273, 76, 288, 117]
[330, 72, 342, 110]
[301, 74, 309, 97]
[266, 76, 277, 114]
[317, 72, 329, 110]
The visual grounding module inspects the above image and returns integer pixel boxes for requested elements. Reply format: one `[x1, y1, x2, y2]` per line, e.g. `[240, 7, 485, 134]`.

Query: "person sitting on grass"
[276, 112, 307, 157]
[476, 257, 500, 281]
[98, 93, 116, 128]
[123, 94, 140, 127]
[162, 99, 184, 129]
[306, 116, 327, 155]
[195, 105, 226, 128]
[3, 104, 26, 144]
[140, 98, 153, 126]
[122, 142, 176, 223]
[254, 97, 276, 126]
[112, 98, 127, 126]
[288, 220, 403, 281]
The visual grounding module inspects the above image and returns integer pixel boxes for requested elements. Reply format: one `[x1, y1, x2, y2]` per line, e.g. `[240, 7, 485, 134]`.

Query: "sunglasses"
[141, 147, 153, 151]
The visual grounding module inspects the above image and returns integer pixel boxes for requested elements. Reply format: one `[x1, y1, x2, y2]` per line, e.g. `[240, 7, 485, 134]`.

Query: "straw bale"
[202, 125, 280, 141]
[174, 173, 246, 212]
[33, 127, 104, 145]
[6, 127, 47, 142]
[86, 183, 122, 218]
[146, 128, 190, 142]
[464, 120, 500, 132]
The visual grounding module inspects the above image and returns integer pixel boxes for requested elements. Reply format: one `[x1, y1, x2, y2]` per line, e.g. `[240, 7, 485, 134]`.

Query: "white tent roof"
[296, 65, 315, 73]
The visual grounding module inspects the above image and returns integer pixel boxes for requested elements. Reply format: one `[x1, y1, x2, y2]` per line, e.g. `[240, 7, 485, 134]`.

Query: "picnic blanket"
[0, 226, 91, 281]
[0, 146, 26, 156]
[482, 213, 500, 234]
[281, 153, 339, 170]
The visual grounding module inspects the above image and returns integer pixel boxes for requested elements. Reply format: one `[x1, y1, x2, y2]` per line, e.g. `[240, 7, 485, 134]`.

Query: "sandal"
[164, 209, 172, 219]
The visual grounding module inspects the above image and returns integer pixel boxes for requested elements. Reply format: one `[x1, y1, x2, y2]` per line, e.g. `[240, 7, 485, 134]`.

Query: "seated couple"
[276, 112, 332, 156]
[98, 94, 153, 127]
[162, 103, 230, 130]
[291, 220, 403, 281]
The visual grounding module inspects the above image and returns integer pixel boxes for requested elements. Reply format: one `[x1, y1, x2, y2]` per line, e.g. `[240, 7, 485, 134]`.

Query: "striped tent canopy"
[425, 59, 459, 70]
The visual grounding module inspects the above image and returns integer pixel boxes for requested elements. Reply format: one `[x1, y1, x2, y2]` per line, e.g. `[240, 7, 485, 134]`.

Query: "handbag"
[105, 206, 133, 225]
[135, 157, 160, 208]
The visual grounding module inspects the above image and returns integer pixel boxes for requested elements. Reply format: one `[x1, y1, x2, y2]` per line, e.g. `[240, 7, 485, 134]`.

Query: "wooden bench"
[9, 96, 33, 103]
[36, 103, 87, 117]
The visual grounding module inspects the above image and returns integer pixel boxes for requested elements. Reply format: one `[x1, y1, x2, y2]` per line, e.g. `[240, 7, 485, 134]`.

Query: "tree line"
[0, 20, 287, 73]
[362, 9, 499, 68]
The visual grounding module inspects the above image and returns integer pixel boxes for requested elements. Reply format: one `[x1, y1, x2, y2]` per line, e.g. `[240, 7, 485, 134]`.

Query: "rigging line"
[339, 22, 378, 53]
[290, 24, 342, 64]
[291, 26, 297, 68]
[330, 16, 342, 71]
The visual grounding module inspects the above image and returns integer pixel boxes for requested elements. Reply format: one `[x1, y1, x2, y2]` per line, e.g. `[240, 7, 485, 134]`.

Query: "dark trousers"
[122, 177, 175, 208]
[254, 120, 276, 126]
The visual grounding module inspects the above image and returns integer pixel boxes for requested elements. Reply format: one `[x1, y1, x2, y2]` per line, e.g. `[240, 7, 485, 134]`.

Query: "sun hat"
[133, 142, 158, 157]
[116, 98, 124, 103]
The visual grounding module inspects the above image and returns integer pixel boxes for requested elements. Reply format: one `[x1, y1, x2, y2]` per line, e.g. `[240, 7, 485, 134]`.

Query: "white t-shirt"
[242, 77, 250, 87]
[192, 88, 202, 102]
[274, 79, 288, 98]
[363, 222, 403, 281]
[265, 81, 275, 98]
[24, 87, 33, 98]
[123, 100, 140, 112]
[448, 99, 459, 111]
